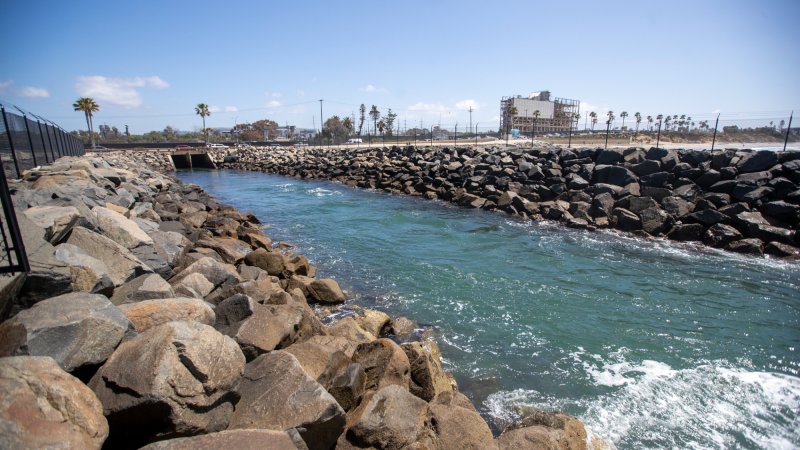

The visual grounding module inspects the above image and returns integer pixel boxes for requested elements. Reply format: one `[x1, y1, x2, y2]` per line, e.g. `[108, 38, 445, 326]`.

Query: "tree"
[620, 111, 628, 130]
[634, 112, 642, 133]
[195, 103, 211, 144]
[506, 104, 518, 133]
[664, 115, 671, 131]
[532, 110, 541, 137]
[369, 105, 380, 135]
[358, 104, 366, 136]
[647, 115, 653, 131]
[605, 111, 615, 148]
[377, 119, 386, 143]
[574, 113, 581, 132]
[323, 115, 349, 142]
[342, 117, 354, 136]
[589, 111, 597, 130]
[73, 97, 99, 148]
[383, 109, 397, 136]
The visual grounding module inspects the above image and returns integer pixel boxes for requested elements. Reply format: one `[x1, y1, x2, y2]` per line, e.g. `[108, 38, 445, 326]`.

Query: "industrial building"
[500, 91, 580, 135]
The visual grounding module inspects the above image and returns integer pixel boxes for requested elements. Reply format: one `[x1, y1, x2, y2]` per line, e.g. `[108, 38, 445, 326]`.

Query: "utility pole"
[319, 99, 324, 138]
[468, 106, 473, 141]
[710, 113, 720, 152]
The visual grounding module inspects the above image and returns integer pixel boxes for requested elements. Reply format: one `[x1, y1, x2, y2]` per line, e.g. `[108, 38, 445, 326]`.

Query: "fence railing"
[0, 105, 81, 274]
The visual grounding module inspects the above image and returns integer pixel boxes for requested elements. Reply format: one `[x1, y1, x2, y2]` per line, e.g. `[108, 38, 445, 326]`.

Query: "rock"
[594, 165, 637, 186]
[327, 363, 367, 412]
[765, 242, 800, 257]
[22, 205, 81, 243]
[118, 297, 215, 332]
[703, 224, 743, 247]
[761, 200, 800, 223]
[402, 340, 454, 401]
[738, 151, 778, 173]
[53, 243, 114, 295]
[352, 338, 411, 392]
[595, 149, 624, 165]
[426, 401, 497, 450]
[726, 238, 764, 255]
[346, 385, 429, 450]
[0, 292, 132, 372]
[626, 196, 659, 215]
[243, 248, 287, 276]
[179, 211, 208, 229]
[667, 223, 706, 241]
[197, 237, 252, 264]
[170, 256, 242, 289]
[308, 278, 346, 304]
[496, 410, 591, 450]
[149, 230, 191, 267]
[662, 196, 695, 218]
[687, 209, 728, 227]
[89, 321, 244, 447]
[139, 429, 308, 450]
[630, 159, 661, 176]
[66, 226, 152, 286]
[590, 193, 615, 217]
[15, 213, 73, 308]
[231, 303, 309, 360]
[214, 293, 257, 335]
[131, 244, 172, 279]
[611, 207, 641, 231]
[639, 207, 673, 235]
[92, 205, 154, 248]
[284, 337, 352, 386]
[0, 356, 108, 450]
[109, 273, 175, 305]
[228, 351, 345, 450]
[173, 272, 215, 298]
[355, 309, 391, 337]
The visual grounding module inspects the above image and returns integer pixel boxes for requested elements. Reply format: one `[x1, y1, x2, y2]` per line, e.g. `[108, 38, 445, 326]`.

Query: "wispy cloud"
[269, 92, 281, 98]
[18, 86, 50, 98]
[362, 84, 388, 94]
[0, 80, 13, 93]
[209, 105, 221, 113]
[266, 100, 282, 108]
[75, 75, 169, 108]
[224, 106, 238, 113]
[408, 102, 449, 113]
[455, 99, 479, 110]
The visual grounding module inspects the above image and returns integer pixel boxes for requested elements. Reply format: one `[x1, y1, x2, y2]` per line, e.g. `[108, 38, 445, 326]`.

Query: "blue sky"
[1, 0, 798, 134]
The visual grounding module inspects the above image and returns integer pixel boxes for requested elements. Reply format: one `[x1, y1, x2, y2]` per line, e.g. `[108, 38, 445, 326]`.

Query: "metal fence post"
[35, 120, 50, 164]
[55, 127, 65, 159]
[44, 124, 56, 162]
[21, 115, 38, 167]
[0, 158, 30, 274]
[1, 107, 22, 178]
[784, 111, 793, 152]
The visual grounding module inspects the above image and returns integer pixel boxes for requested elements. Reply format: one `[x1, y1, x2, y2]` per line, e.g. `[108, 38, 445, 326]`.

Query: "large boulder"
[496, 410, 593, 450]
[352, 338, 411, 392]
[109, 273, 175, 305]
[355, 309, 391, 337]
[228, 303, 310, 360]
[66, 226, 152, 286]
[738, 151, 778, 173]
[228, 351, 346, 450]
[139, 429, 308, 450]
[0, 356, 109, 450]
[118, 297, 215, 332]
[284, 336, 352, 386]
[89, 321, 245, 447]
[0, 292, 132, 372]
[307, 278, 347, 304]
[426, 400, 497, 450]
[53, 243, 114, 295]
[196, 237, 252, 265]
[244, 248, 287, 276]
[22, 205, 80, 243]
[92, 205, 154, 248]
[346, 385, 429, 450]
[170, 256, 242, 290]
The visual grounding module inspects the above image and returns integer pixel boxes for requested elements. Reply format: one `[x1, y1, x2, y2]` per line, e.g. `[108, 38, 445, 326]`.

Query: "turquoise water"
[178, 169, 800, 449]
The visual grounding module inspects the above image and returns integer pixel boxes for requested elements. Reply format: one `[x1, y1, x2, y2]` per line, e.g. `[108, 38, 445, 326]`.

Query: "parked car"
[175, 145, 191, 150]
[206, 143, 229, 150]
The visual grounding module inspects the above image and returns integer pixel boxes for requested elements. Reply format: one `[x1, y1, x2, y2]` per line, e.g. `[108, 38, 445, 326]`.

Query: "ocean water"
[178, 169, 800, 449]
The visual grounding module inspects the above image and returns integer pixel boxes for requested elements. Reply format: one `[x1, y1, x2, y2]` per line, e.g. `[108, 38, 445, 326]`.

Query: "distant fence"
[0, 105, 85, 179]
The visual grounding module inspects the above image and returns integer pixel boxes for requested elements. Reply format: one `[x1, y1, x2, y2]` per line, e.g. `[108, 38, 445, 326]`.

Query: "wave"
[484, 355, 800, 449]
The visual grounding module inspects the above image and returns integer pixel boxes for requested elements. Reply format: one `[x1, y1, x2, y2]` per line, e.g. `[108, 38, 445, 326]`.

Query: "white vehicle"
[206, 143, 229, 150]
[347, 138, 363, 144]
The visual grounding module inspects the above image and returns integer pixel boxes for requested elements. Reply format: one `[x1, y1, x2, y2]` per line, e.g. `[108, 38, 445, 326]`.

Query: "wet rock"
[0, 356, 108, 450]
[228, 351, 345, 450]
[89, 321, 244, 446]
[496, 410, 593, 450]
[765, 241, 800, 258]
[667, 223, 706, 241]
[0, 292, 132, 372]
[726, 238, 764, 255]
[639, 207, 673, 235]
[119, 297, 215, 332]
[703, 224, 743, 247]
[611, 207, 641, 231]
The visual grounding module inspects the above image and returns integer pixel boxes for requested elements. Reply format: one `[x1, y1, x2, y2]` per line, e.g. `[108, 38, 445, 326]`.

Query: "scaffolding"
[501, 94, 580, 136]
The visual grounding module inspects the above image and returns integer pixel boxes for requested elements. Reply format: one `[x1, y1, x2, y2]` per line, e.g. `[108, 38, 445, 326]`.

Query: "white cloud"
[208, 105, 221, 113]
[266, 100, 282, 108]
[75, 75, 169, 108]
[270, 92, 281, 98]
[362, 84, 388, 94]
[0, 80, 13, 92]
[455, 99, 479, 110]
[224, 106, 238, 112]
[408, 102, 449, 112]
[18, 86, 50, 98]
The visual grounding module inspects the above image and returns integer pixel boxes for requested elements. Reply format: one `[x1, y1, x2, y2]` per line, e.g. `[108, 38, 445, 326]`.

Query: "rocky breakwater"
[0, 152, 610, 449]
[217, 145, 800, 258]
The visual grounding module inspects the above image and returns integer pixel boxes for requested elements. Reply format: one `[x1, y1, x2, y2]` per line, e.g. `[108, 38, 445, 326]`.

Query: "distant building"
[501, 91, 580, 135]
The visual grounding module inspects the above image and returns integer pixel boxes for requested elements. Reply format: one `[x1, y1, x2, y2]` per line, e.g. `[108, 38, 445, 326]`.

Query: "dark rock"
[695, 170, 721, 189]
[761, 201, 800, 223]
[327, 363, 367, 412]
[139, 430, 307, 450]
[764, 242, 800, 258]
[703, 224, 743, 247]
[346, 385, 428, 450]
[662, 196, 695, 218]
[640, 207, 673, 235]
[687, 209, 728, 227]
[726, 238, 764, 255]
[594, 165, 638, 187]
[630, 159, 661, 176]
[611, 208, 641, 231]
[668, 223, 706, 241]
[738, 151, 778, 173]
[640, 171, 672, 188]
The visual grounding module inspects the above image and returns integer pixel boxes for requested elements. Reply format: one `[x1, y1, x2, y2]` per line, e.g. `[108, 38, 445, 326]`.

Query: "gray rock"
[66, 226, 152, 286]
[109, 273, 175, 305]
[92, 206, 154, 248]
[170, 256, 242, 289]
[662, 196, 695, 218]
[0, 356, 109, 450]
[0, 293, 132, 372]
[173, 272, 215, 298]
[703, 224, 744, 247]
[232, 303, 309, 360]
[89, 321, 244, 446]
[196, 237, 252, 265]
[327, 363, 366, 412]
[53, 243, 114, 295]
[118, 297, 215, 332]
[22, 205, 81, 243]
[611, 208, 641, 231]
[668, 223, 706, 241]
[228, 351, 346, 450]
[726, 238, 764, 255]
[738, 151, 778, 173]
[687, 209, 728, 227]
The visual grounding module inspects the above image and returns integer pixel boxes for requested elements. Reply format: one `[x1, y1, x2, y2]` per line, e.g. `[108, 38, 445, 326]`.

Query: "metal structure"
[501, 91, 580, 135]
[0, 105, 84, 274]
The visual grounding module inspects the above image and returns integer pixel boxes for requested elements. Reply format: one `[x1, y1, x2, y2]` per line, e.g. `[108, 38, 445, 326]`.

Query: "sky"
[1, 0, 798, 134]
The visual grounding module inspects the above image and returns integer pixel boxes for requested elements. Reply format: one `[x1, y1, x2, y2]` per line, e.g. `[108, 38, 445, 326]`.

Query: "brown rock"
[355, 308, 391, 337]
[308, 278, 346, 304]
[347, 384, 428, 450]
[244, 248, 287, 276]
[196, 237, 252, 264]
[496, 410, 590, 450]
[352, 338, 411, 392]
[118, 297, 215, 332]
[328, 317, 376, 349]
[427, 402, 497, 450]
[0, 356, 108, 449]
[402, 340, 454, 401]
[139, 429, 307, 450]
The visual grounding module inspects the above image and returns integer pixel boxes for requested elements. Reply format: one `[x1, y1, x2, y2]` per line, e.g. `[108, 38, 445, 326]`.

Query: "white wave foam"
[306, 187, 341, 196]
[484, 356, 800, 449]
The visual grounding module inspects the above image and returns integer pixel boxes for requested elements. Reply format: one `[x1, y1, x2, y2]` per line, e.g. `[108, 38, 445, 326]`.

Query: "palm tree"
[195, 103, 211, 144]
[377, 119, 386, 143]
[532, 110, 541, 137]
[647, 115, 653, 131]
[574, 113, 581, 132]
[634, 112, 641, 133]
[369, 105, 380, 135]
[589, 111, 598, 130]
[605, 111, 615, 148]
[620, 111, 628, 131]
[73, 97, 99, 148]
[664, 115, 672, 131]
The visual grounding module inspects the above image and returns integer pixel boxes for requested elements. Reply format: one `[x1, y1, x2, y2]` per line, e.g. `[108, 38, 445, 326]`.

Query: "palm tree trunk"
[202, 116, 207, 144]
[85, 111, 95, 148]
